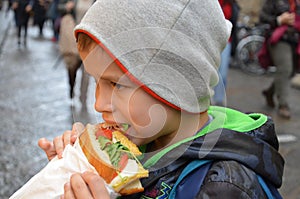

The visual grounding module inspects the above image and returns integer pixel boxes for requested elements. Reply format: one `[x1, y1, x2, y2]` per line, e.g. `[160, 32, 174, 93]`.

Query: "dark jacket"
[260, 0, 291, 29]
[13, 0, 33, 26]
[32, 0, 49, 25]
[122, 106, 284, 199]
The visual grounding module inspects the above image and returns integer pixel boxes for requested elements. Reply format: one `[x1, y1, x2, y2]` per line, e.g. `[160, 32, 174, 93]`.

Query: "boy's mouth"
[101, 122, 131, 135]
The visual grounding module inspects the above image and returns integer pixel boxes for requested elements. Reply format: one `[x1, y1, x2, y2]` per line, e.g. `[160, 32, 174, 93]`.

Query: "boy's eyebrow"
[101, 73, 119, 81]
[101, 73, 133, 84]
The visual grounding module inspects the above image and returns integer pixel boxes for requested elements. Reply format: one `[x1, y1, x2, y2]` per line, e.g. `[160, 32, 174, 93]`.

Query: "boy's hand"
[61, 172, 110, 199]
[38, 122, 84, 160]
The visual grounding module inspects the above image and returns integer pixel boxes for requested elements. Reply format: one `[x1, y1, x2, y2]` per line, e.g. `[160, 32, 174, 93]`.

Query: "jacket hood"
[144, 106, 284, 188]
[74, 0, 232, 113]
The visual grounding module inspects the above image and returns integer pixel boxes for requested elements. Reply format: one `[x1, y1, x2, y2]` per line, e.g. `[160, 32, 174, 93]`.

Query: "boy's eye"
[111, 81, 123, 89]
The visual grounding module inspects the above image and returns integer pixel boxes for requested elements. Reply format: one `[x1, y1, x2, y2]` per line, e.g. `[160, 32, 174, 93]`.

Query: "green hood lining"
[143, 106, 268, 168]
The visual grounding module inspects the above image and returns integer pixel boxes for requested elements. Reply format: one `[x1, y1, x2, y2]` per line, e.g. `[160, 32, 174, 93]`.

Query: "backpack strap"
[169, 160, 212, 199]
[257, 175, 283, 199]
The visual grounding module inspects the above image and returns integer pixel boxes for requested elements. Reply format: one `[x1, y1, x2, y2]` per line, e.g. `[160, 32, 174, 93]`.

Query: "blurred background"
[0, 0, 299, 198]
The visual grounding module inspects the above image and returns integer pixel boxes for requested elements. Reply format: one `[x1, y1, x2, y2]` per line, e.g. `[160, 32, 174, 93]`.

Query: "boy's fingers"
[53, 135, 64, 159]
[38, 138, 56, 160]
[38, 138, 51, 150]
[39, 123, 85, 161]
[82, 172, 110, 199]
[62, 123, 84, 148]
[70, 173, 94, 199]
[62, 182, 76, 199]
[62, 130, 73, 148]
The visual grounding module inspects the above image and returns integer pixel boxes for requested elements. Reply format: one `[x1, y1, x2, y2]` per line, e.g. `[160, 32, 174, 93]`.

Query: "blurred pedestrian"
[57, 0, 75, 18]
[12, 0, 33, 47]
[8, 0, 18, 26]
[213, 0, 239, 106]
[58, 0, 93, 109]
[260, 0, 300, 119]
[46, 0, 59, 41]
[32, 0, 49, 37]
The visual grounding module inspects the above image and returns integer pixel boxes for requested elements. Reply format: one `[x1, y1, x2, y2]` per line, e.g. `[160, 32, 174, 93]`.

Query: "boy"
[39, 0, 284, 198]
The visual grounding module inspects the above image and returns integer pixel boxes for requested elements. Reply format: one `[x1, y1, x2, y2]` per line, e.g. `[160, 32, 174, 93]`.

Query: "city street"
[1, 5, 300, 199]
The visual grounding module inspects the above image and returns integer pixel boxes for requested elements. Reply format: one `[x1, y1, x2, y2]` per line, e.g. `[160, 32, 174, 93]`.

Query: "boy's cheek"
[127, 89, 165, 123]
[128, 104, 168, 138]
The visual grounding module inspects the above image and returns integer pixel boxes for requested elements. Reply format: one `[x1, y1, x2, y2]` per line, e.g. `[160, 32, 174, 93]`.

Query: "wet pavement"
[0, 6, 98, 198]
[1, 4, 300, 199]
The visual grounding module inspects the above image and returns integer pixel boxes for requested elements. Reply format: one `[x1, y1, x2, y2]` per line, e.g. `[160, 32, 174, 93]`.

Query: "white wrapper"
[9, 140, 120, 199]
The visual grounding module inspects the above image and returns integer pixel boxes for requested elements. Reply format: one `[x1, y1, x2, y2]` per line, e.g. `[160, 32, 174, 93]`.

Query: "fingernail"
[58, 152, 63, 159]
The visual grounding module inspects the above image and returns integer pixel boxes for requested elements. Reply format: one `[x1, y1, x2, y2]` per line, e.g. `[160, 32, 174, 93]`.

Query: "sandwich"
[79, 123, 149, 195]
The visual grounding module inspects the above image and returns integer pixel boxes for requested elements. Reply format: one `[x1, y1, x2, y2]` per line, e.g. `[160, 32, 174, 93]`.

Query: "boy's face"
[80, 45, 181, 147]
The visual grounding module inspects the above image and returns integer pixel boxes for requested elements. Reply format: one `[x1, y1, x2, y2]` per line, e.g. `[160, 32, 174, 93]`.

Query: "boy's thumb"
[72, 122, 85, 136]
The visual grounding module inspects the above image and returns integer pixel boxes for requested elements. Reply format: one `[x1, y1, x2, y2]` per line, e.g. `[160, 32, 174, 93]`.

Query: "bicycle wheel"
[236, 35, 266, 75]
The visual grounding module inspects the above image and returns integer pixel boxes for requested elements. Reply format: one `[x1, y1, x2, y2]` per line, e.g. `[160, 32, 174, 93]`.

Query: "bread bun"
[79, 123, 148, 195]
[79, 124, 118, 183]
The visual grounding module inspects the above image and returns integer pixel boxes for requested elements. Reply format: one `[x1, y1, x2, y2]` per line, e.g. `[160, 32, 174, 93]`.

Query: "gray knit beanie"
[75, 0, 232, 113]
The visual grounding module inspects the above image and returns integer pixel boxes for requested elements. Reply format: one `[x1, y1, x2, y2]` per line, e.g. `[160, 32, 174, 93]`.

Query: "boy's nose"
[94, 84, 113, 113]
